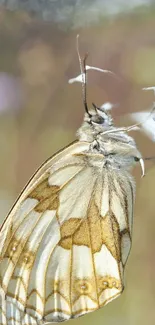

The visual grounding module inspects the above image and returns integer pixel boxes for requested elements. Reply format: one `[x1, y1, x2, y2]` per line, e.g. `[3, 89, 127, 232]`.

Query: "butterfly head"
[77, 103, 145, 176]
[90, 103, 113, 127]
[83, 102, 113, 130]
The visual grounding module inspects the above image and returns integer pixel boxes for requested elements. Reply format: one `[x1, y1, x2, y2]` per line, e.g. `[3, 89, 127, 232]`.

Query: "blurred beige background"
[0, 3, 155, 325]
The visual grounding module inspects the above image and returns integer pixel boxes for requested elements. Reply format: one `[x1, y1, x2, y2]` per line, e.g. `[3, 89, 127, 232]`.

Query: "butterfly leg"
[90, 140, 100, 151]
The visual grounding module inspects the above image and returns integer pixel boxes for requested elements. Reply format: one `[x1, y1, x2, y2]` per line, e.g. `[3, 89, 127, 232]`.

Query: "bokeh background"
[0, 1, 155, 324]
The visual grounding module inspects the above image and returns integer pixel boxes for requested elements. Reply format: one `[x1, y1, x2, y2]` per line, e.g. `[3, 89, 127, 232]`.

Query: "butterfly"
[0, 48, 147, 325]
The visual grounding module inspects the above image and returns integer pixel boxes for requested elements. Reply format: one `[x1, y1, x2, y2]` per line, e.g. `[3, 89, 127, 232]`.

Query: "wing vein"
[2, 210, 44, 292]
[69, 236, 73, 316]
[108, 172, 123, 285]
[87, 179, 100, 307]
[1, 204, 40, 259]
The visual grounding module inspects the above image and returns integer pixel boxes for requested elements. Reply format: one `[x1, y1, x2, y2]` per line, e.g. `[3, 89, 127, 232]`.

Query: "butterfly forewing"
[0, 141, 134, 324]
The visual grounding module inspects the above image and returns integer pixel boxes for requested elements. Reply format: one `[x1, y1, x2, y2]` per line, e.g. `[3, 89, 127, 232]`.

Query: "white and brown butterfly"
[0, 52, 146, 325]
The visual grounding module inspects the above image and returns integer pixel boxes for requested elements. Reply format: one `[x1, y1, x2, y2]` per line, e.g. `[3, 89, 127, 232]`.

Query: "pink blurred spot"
[0, 73, 24, 113]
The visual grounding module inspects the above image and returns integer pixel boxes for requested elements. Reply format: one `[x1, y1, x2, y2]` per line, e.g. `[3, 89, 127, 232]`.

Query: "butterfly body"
[0, 105, 141, 324]
[78, 109, 141, 171]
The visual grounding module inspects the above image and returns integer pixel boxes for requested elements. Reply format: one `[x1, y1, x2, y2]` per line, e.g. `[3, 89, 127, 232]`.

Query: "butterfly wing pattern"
[0, 136, 135, 324]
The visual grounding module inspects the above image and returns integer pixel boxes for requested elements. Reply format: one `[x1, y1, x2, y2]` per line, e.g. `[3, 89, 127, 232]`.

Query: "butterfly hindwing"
[0, 141, 134, 324]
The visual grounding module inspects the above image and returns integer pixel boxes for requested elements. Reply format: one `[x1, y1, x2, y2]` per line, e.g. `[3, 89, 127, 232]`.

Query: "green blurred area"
[0, 5, 155, 325]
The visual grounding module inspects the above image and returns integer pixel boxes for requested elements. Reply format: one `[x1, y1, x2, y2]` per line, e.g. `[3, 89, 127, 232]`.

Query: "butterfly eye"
[134, 157, 140, 162]
[91, 115, 105, 125]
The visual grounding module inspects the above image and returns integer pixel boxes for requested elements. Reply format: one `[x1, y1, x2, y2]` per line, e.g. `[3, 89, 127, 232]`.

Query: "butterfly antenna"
[76, 35, 91, 117]
[144, 156, 155, 160]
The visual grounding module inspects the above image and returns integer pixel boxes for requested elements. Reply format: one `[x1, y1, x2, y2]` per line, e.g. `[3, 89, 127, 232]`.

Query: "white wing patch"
[49, 165, 83, 186]
[101, 182, 109, 217]
[72, 246, 94, 278]
[58, 167, 96, 223]
[0, 142, 134, 324]
[94, 245, 120, 279]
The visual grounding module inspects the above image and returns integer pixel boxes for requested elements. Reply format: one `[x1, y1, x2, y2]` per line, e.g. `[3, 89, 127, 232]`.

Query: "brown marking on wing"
[29, 178, 60, 213]
[101, 213, 121, 261]
[58, 199, 121, 260]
